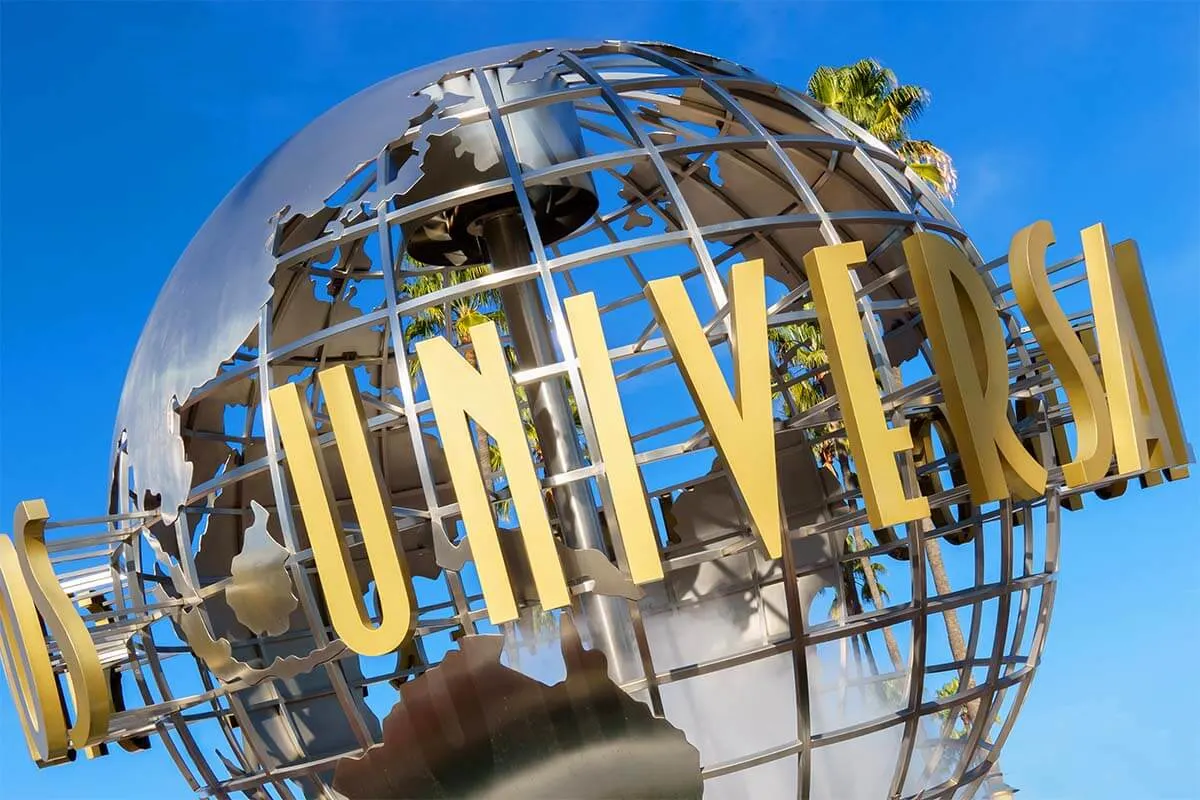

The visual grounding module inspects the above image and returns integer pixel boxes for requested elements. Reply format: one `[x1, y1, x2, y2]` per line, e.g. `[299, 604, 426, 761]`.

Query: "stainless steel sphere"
[108, 40, 1057, 799]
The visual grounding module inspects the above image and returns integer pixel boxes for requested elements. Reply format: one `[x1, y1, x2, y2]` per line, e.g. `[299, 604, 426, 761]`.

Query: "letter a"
[1082, 224, 1191, 481]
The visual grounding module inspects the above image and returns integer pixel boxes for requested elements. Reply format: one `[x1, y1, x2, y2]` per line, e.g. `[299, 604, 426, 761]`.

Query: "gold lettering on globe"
[0, 221, 1190, 765]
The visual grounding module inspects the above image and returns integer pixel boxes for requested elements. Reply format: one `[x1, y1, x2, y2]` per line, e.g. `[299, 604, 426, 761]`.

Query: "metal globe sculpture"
[22, 40, 1116, 800]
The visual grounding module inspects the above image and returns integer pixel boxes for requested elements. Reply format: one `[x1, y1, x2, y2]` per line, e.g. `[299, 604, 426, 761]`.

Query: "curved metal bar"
[559, 49, 728, 308]
[256, 304, 377, 763]
[109, 455, 207, 794]
[81, 43, 1073, 799]
[471, 59, 645, 684]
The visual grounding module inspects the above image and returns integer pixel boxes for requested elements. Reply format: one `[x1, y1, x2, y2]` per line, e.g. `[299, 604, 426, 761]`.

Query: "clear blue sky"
[1, 2, 1197, 798]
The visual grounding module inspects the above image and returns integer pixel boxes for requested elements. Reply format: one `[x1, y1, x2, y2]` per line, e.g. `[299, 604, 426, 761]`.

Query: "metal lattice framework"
[26, 41, 1127, 800]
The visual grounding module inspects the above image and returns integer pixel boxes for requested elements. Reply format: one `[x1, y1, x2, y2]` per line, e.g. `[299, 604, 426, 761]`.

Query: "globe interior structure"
[43, 40, 1071, 799]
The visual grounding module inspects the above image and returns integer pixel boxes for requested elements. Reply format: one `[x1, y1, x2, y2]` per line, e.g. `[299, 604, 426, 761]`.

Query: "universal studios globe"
[76, 41, 1064, 799]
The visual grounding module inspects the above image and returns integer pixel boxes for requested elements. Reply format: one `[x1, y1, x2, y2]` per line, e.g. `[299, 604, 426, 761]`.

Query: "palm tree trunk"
[886, 366, 971, 728]
[923, 526, 977, 729]
[841, 568, 864, 617]
[922, 532, 968, 660]
[887, 366, 971, 719]
[840, 443, 902, 676]
[841, 441, 901, 674]
[853, 528, 904, 673]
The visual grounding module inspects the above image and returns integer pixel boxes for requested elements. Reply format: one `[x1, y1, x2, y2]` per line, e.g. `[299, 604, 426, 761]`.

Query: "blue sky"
[1, 2, 1197, 798]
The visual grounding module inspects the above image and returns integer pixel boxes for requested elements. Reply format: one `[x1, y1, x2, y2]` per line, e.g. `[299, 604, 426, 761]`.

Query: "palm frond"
[403, 314, 444, 343]
[807, 66, 842, 106]
[455, 307, 496, 343]
[897, 139, 958, 199]
[785, 380, 825, 414]
[808, 59, 955, 200]
[769, 318, 827, 373]
[402, 272, 447, 299]
[407, 349, 422, 382]
[450, 264, 494, 284]
[843, 59, 892, 101]
[885, 84, 930, 127]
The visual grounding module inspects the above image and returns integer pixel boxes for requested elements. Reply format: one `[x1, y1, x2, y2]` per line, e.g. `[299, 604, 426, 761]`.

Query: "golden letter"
[645, 260, 782, 559]
[0, 533, 69, 765]
[904, 233, 1048, 503]
[804, 241, 930, 529]
[270, 366, 415, 657]
[1010, 221, 1113, 486]
[564, 293, 662, 584]
[415, 322, 568, 623]
[1082, 224, 1191, 479]
[13, 501, 110, 750]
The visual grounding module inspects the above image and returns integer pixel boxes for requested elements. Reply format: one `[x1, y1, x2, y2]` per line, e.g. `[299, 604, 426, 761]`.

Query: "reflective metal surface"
[20, 41, 1111, 799]
[401, 67, 598, 266]
[113, 41, 595, 523]
[484, 210, 642, 683]
[332, 618, 702, 799]
[225, 501, 297, 637]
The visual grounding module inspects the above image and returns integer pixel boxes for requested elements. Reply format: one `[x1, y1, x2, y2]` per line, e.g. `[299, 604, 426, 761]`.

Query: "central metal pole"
[481, 211, 639, 684]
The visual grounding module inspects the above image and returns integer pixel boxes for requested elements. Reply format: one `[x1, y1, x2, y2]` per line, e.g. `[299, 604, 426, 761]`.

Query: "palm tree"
[399, 264, 507, 366]
[802, 62, 981, 742]
[768, 309, 902, 671]
[768, 306, 848, 469]
[768, 309, 825, 410]
[807, 51, 1014, 782]
[824, 533, 889, 620]
[807, 59, 957, 199]
[935, 676, 975, 739]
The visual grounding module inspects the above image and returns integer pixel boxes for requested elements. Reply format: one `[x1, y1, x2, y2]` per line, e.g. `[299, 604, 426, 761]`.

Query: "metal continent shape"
[4, 39, 1148, 800]
[113, 40, 605, 521]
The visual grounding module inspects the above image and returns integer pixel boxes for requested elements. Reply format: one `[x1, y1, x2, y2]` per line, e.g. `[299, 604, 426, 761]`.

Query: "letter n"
[415, 322, 569, 623]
